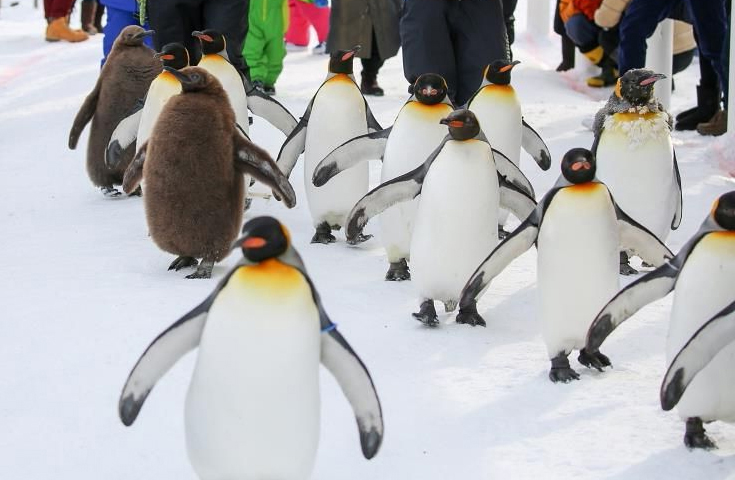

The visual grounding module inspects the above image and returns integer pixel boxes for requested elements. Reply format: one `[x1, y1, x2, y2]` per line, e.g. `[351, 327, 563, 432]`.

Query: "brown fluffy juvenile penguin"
[122, 66, 297, 279]
[68, 25, 160, 197]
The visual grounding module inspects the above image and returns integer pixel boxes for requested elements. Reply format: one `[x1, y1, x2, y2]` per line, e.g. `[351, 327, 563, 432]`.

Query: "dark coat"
[326, 0, 401, 60]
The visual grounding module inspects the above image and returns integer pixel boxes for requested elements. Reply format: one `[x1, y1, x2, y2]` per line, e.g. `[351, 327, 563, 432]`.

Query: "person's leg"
[81, 0, 98, 34]
[618, 0, 673, 75]
[360, 31, 385, 96]
[285, 0, 310, 46]
[263, 13, 286, 90]
[565, 14, 617, 87]
[147, 0, 200, 63]
[686, 0, 728, 104]
[243, 21, 268, 86]
[451, 0, 509, 106]
[46, 0, 89, 41]
[300, 1, 330, 43]
[203, 0, 251, 78]
[554, 0, 575, 71]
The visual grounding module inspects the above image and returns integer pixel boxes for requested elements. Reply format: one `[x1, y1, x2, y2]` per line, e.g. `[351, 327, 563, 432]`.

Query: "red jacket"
[559, 0, 602, 22]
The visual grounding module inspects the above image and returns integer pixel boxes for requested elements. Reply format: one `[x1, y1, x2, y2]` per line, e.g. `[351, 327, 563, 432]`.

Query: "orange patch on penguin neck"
[567, 182, 601, 193]
[327, 73, 353, 84]
[708, 231, 735, 240]
[232, 259, 304, 292]
[482, 84, 514, 95]
[612, 112, 659, 122]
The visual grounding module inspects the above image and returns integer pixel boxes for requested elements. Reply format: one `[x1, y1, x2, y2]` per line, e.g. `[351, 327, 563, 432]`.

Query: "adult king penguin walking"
[119, 216, 384, 479]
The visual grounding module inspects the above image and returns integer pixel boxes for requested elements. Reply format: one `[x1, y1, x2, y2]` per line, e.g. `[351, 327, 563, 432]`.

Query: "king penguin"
[105, 42, 190, 168]
[586, 191, 735, 449]
[466, 59, 552, 237]
[192, 29, 297, 137]
[457, 148, 673, 382]
[311, 73, 455, 280]
[68, 26, 160, 197]
[592, 68, 682, 274]
[117, 67, 296, 278]
[119, 216, 384, 480]
[277, 45, 383, 244]
[343, 109, 538, 325]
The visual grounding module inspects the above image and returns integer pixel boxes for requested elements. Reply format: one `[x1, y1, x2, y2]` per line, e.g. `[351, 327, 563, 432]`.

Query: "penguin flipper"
[313, 127, 392, 187]
[122, 141, 147, 194]
[365, 102, 383, 133]
[616, 204, 674, 267]
[119, 294, 214, 426]
[520, 118, 552, 170]
[321, 329, 383, 459]
[276, 101, 312, 178]
[107, 107, 143, 169]
[585, 264, 678, 353]
[233, 131, 297, 208]
[492, 148, 535, 199]
[246, 88, 298, 136]
[661, 299, 735, 411]
[69, 78, 102, 149]
[459, 216, 539, 309]
[498, 175, 537, 222]
[672, 150, 683, 230]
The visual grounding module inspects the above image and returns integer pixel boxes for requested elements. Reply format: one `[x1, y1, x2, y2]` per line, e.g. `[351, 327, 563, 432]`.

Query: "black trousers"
[401, 0, 509, 106]
[361, 31, 384, 78]
[147, 0, 250, 78]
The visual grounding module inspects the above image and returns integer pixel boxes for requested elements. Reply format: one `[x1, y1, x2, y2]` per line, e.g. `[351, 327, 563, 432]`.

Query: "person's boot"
[46, 17, 89, 42]
[94, 3, 105, 33]
[361, 72, 384, 96]
[81, 1, 98, 34]
[583, 46, 618, 87]
[556, 35, 576, 72]
[676, 85, 721, 131]
[696, 110, 728, 136]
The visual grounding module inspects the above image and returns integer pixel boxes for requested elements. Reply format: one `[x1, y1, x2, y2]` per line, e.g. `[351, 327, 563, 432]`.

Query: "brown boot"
[81, 1, 98, 35]
[45, 17, 89, 42]
[696, 110, 728, 136]
[94, 3, 105, 33]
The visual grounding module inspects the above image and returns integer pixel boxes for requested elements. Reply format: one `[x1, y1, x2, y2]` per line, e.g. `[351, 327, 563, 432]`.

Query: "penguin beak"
[192, 31, 214, 43]
[639, 73, 666, 86]
[499, 60, 521, 73]
[133, 30, 155, 41]
[572, 161, 592, 171]
[164, 66, 190, 84]
[440, 118, 464, 128]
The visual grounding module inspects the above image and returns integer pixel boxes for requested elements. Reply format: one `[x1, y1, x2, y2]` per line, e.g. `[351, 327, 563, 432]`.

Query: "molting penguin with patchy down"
[121, 66, 296, 279]
[69, 25, 160, 197]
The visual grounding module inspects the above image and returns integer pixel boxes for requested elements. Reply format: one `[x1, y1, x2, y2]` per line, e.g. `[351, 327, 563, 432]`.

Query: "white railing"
[646, 19, 674, 110]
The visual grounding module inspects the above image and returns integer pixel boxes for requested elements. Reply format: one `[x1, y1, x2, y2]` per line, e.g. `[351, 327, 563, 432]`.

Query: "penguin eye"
[191, 74, 201, 82]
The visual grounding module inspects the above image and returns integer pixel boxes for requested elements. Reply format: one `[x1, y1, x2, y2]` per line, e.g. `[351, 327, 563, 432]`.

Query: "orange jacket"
[559, 0, 602, 23]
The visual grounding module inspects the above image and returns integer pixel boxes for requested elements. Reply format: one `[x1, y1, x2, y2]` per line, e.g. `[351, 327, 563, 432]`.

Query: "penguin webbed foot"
[244, 197, 253, 211]
[347, 232, 373, 245]
[311, 222, 337, 244]
[456, 302, 486, 327]
[684, 418, 717, 450]
[385, 259, 410, 281]
[549, 353, 580, 383]
[412, 299, 439, 327]
[443, 299, 458, 313]
[577, 348, 612, 372]
[128, 186, 142, 197]
[100, 186, 122, 198]
[619, 251, 639, 276]
[169, 256, 199, 271]
[185, 259, 214, 279]
[498, 225, 510, 240]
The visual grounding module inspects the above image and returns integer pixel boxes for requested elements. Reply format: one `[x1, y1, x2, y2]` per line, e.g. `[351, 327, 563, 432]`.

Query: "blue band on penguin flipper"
[321, 323, 337, 334]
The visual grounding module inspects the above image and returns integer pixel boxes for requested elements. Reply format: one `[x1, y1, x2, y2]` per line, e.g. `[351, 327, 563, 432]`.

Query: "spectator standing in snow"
[326, 0, 401, 96]
[145, 0, 251, 78]
[285, 0, 331, 55]
[243, 0, 288, 95]
[99, 0, 154, 65]
[44, 0, 89, 42]
[79, 0, 103, 35]
[400, 0, 510, 106]
[616, 0, 729, 135]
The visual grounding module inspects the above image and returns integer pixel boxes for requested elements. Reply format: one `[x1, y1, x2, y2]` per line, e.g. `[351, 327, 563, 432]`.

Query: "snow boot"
[676, 85, 721, 131]
[697, 109, 728, 136]
[583, 46, 618, 88]
[81, 1, 98, 34]
[556, 35, 575, 72]
[361, 72, 384, 96]
[94, 3, 105, 33]
[46, 17, 89, 42]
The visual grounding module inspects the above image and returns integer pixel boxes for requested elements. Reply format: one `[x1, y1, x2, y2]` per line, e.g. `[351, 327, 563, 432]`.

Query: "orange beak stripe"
[159, 54, 174, 61]
[499, 64, 514, 73]
[341, 51, 354, 61]
[196, 34, 213, 42]
[571, 162, 591, 171]
[243, 237, 267, 249]
[448, 120, 464, 128]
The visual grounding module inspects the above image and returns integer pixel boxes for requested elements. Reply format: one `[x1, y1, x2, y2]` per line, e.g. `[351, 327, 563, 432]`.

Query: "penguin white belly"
[537, 184, 619, 357]
[595, 113, 675, 240]
[136, 73, 182, 148]
[666, 233, 735, 422]
[199, 55, 250, 134]
[305, 75, 368, 227]
[185, 262, 321, 480]
[469, 86, 522, 226]
[411, 140, 499, 303]
[379, 102, 453, 262]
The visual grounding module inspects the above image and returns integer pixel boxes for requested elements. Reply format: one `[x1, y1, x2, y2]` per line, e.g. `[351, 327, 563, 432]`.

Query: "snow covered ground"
[2, 1, 735, 479]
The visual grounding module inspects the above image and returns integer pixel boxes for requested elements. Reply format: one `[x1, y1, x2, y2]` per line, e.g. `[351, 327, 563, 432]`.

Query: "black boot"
[556, 35, 576, 72]
[587, 54, 618, 88]
[676, 85, 721, 131]
[361, 73, 384, 97]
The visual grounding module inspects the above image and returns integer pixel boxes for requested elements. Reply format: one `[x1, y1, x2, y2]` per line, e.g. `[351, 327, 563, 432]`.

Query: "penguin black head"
[154, 43, 190, 70]
[117, 25, 155, 47]
[165, 66, 220, 94]
[234, 216, 290, 262]
[329, 45, 361, 75]
[615, 69, 666, 106]
[561, 148, 596, 184]
[440, 109, 481, 141]
[483, 59, 521, 85]
[713, 191, 735, 230]
[192, 29, 226, 56]
[413, 73, 449, 105]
